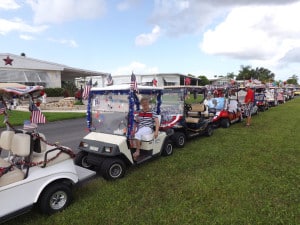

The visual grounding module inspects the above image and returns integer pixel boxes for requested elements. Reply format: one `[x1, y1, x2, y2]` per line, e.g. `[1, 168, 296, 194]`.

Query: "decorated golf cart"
[159, 86, 214, 148]
[205, 87, 242, 128]
[254, 85, 269, 112]
[75, 84, 173, 180]
[0, 83, 95, 223]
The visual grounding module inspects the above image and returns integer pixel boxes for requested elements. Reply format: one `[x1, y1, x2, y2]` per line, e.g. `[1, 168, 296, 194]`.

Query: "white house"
[0, 53, 109, 88]
[111, 73, 202, 87]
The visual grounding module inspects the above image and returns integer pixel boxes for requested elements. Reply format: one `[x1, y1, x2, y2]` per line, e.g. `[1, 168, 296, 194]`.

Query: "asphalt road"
[1, 118, 88, 153]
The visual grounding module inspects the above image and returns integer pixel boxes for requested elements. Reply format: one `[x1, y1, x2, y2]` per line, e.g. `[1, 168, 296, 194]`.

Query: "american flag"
[23, 120, 38, 130]
[82, 79, 92, 100]
[130, 72, 138, 91]
[30, 104, 46, 124]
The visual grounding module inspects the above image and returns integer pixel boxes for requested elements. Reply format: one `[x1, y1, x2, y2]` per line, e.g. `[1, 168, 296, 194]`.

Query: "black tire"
[74, 151, 93, 169]
[172, 132, 186, 148]
[161, 139, 173, 156]
[38, 183, 72, 215]
[220, 118, 230, 128]
[101, 158, 126, 180]
[205, 124, 213, 137]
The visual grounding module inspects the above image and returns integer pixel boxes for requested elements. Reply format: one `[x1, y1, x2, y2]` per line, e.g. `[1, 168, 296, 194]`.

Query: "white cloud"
[26, 0, 107, 24]
[0, 0, 20, 10]
[20, 34, 35, 40]
[0, 18, 48, 35]
[47, 38, 78, 48]
[135, 25, 161, 46]
[151, 0, 300, 37]
[200, 2, 300, 70]
[113, 61, 159, 75]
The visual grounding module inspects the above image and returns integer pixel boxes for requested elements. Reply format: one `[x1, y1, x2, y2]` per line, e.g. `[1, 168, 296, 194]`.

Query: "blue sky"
[1, 0, 300, 81]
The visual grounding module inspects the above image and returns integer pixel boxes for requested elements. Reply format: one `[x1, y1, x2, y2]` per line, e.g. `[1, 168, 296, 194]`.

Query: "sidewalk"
[15, 104, 86, 113]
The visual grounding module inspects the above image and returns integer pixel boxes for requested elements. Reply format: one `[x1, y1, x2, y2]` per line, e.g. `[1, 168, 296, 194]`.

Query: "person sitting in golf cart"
[133, 96, 159, 161]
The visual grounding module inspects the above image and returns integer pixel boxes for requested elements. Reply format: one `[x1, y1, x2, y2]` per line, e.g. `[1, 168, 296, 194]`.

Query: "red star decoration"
[3, 56, 13, 65]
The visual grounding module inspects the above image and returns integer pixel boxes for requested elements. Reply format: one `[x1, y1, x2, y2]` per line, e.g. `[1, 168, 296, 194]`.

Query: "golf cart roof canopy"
[0, 83, 44, 96]
[163, 85, 205, 89]
[91, 84, 163, 95]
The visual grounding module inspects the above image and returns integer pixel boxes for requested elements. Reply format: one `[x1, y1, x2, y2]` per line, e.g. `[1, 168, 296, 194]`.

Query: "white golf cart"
[0, 83, 95, 223]
[75, 84, 173, 180]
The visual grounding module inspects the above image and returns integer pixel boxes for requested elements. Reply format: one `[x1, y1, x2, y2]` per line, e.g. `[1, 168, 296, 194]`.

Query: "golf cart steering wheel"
[184, 103, 192, 112]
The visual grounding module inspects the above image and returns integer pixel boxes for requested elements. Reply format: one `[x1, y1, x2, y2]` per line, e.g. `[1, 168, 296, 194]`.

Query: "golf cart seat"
[186, 104, 206, 123]
[0, 131, 15, 164]
[31, 147, 72, 168]
[31, 134, 72, 167]
[0, 133, 31, 187]
[185, 117, 201, 123]
[190, 104, 206, 112]
[0, 160, 25, 187]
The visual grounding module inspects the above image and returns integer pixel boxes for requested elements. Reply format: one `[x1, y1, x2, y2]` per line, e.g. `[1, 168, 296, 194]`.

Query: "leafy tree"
[236, 65, 275, 82]
[226, 72, 236, 79]
[197, 75, 210, 86]
[286, 75, 298, 85]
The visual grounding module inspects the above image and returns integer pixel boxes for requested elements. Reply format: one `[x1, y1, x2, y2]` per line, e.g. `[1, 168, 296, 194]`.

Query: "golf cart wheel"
[220, 118, 230, 128]
[162, 139, 173, 156]
[172, 132, 186, 148]
[38, 183, 72, 215]
[205, 124, 213, 137]
[101, 158, 126, 180]
[74, 151, 93, 169]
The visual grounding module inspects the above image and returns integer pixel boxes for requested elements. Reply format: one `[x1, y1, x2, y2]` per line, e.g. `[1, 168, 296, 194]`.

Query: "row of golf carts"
[0, 82, 295, 223]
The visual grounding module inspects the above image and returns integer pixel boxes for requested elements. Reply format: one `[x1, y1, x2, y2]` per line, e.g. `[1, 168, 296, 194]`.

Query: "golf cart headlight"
[104, 146, 112, 153]
[79, 141, 88, 148]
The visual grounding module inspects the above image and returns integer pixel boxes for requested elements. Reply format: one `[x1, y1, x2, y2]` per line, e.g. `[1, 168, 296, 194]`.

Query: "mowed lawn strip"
[6, 98, 300, 225]
[0, 111, 85, 128]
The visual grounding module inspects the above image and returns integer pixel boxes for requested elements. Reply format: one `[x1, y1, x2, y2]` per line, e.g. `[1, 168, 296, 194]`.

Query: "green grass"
[0, 111, 85, 127]
[5, 99, 300, 225]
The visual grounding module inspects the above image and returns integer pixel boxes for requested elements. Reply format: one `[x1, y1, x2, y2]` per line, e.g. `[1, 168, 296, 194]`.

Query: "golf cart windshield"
[88, 85, 162, 136]
[90, 93, 129, 135]
[161, 88, 184, 124]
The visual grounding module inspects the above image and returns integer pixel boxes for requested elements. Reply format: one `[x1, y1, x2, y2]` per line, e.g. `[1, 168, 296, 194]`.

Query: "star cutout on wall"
[3, 56, 13, 65]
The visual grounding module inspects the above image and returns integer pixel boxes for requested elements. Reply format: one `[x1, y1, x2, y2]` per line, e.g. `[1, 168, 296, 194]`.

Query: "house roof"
[0, 53, 109, 80]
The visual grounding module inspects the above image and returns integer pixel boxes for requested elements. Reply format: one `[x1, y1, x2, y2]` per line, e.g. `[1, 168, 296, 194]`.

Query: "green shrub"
[44, 88, 65, 97]
[74, 100, 84, 105]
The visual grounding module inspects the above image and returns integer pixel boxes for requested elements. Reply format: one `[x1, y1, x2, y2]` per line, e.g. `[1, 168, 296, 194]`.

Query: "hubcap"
[109, 164, 122, 178]
[50, 191, 67, 210]
[166, 144, 173, 154]
[178, 136, 185, 145]
[82, 156, 91, 168]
